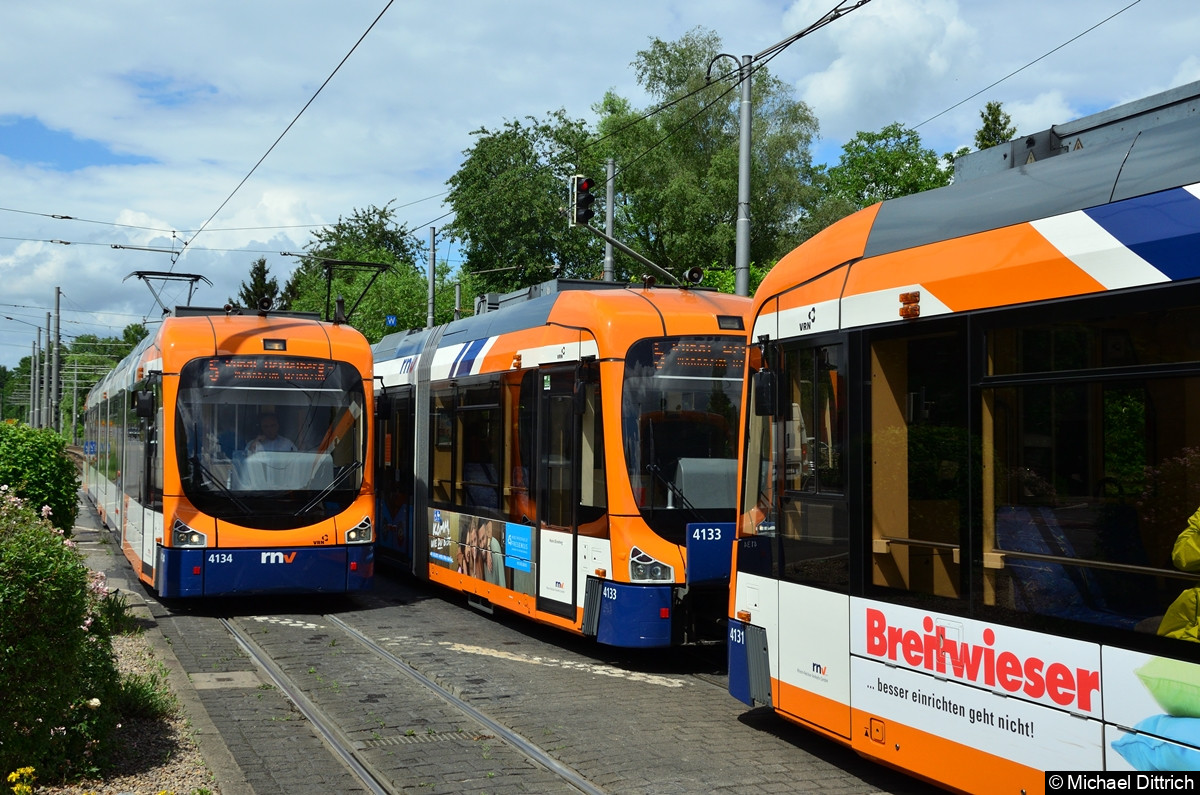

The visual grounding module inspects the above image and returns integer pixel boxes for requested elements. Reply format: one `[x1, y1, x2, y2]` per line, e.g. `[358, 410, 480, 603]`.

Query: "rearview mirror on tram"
[753, 370, 776, 417]
[135, 390, 155, 419]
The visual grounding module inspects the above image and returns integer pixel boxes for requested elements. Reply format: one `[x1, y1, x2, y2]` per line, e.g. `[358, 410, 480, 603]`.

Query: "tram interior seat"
[995, 505, 1143, 629]
[674, 457, 737, 510]
[232, 451, 334, 491]
[464, 462, 499, 509]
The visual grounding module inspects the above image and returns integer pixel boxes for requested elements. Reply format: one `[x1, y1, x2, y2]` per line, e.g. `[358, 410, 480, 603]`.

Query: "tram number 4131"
[691, 526, 724, 541]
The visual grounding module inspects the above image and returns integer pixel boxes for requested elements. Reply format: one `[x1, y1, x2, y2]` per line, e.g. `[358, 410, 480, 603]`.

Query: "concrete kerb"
[73, 492, 254, 795]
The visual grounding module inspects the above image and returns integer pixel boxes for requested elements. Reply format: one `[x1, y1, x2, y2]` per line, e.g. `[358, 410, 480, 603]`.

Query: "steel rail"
[327, 614, 607, 795]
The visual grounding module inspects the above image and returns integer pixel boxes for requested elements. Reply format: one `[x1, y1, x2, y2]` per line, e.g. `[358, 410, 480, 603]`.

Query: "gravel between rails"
[37, 632, 219, 795]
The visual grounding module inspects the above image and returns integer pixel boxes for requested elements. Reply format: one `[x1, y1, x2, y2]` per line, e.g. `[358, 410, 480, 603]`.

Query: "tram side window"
[577, 373, 608, 532]
[740, 344, 778, 539]
[430, 390, 454, 504]
[151, 383, 164, 510]
[457, 382, 502, 516]
[429, 381, 503, 515]
[983, 312, 1200, 638]
[778, 345, 848, 589]
[378, 389, 414, 543]
[869, 330, 968, 600]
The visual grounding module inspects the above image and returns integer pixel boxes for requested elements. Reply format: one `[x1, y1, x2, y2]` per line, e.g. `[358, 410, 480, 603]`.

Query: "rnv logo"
[261, 551, 298, 564]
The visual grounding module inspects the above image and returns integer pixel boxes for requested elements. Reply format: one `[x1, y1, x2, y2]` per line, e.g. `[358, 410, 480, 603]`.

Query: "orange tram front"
[83, 307, 375, 597]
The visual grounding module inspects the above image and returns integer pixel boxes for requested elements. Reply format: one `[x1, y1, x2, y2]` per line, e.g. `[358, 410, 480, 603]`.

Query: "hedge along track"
[220, 614, 605, 795]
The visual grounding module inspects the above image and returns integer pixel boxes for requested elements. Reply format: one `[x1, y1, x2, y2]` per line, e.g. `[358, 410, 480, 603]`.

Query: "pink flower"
[41, 505, 52, 519]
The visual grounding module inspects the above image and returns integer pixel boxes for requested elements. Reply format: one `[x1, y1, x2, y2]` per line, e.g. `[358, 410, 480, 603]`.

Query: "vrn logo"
[811, 662, 828, 676]
[261, 551, 298, 564]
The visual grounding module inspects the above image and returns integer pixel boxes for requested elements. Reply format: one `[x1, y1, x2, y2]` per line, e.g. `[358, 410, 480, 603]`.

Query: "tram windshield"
[175, 355, 367, 529]
[623, 336, 746, 543]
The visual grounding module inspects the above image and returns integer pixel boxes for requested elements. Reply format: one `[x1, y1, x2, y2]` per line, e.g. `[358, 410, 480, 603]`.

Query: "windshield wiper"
[646, 463, 700, 518]
[191, 455, 252, 515]
[296, 460, 362, 516]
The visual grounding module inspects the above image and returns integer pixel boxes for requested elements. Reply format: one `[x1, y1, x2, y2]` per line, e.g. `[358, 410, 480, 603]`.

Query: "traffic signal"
[571, 175, 596, 226]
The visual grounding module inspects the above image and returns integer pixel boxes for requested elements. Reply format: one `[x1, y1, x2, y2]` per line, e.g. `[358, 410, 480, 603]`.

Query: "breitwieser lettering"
[864, 608, 1100, 712]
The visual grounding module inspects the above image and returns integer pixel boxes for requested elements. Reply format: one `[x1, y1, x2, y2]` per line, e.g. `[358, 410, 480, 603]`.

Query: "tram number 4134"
[691, 526, 724, 541]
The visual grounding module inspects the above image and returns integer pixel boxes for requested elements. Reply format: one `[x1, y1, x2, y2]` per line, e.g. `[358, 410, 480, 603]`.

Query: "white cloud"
[1, 0, 1198, 370]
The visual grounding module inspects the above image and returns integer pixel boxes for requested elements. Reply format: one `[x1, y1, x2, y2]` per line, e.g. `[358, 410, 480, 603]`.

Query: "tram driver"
[246, 412, 297, 455]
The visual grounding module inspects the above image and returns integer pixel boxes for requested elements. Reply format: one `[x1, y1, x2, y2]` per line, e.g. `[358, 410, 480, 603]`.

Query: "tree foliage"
[593, 27, 820, 282]
[823, 122, 952, 209]
[441, 27, 820, 292]
[229, 256, 281, 310]
[975, 100, 1017, 150]
[443, 112, 601, 294]
[282, 203, 457, 342]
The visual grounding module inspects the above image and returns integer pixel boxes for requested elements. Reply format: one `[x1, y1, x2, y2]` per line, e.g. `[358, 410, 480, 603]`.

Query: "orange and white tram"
[374, 279, 749, 647]
[83, 307, 375, 597]
[728, 84, 1200, 791]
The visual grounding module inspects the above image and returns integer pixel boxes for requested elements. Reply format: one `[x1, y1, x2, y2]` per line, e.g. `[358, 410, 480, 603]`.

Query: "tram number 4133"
[691, 526, 724, 541]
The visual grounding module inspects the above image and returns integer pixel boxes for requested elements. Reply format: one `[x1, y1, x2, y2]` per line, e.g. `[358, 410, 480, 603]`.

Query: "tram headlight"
[629, 546, 674, 583]
[345, 516, 373, 544]
[171, 519, 208, 548]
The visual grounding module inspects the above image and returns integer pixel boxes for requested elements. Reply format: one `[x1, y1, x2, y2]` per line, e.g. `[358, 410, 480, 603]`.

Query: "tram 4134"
[83, 306, 376, 597]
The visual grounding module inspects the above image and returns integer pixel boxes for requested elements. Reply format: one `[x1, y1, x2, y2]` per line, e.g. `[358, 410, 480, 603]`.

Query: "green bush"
[0, 424, 79, 532]
[0, 488, 120, 780]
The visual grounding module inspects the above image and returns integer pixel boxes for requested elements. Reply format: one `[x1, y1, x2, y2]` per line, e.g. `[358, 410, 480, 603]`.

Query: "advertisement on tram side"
[429, 508, 536, 594]
[849, 599, 1200, 772]
[1102, 646, 1200, 771]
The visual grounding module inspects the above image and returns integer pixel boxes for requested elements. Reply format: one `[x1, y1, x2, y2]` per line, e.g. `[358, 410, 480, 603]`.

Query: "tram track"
[220, 617, 393, 795]
[219, 611, 606, 795]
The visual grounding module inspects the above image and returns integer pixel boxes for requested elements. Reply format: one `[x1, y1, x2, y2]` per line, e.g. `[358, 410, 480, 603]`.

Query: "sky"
[1, 0, 1198, 373]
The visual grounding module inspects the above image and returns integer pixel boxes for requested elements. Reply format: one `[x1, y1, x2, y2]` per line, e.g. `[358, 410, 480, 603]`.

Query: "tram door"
[535, 366, 579, 618]
[776, 341, 851, 738]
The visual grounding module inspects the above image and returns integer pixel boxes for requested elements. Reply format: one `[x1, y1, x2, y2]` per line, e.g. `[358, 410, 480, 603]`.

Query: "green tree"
[975, 100, 1017, 150]
[443, 111, 601, 294]
[824, 122, 952, 209]
[121, 323, 147, 348]
[283, 204, 455, 341]
[593, 27, 821, 282]
[56, 325, 149, 441]
[228, 257, 281, 310]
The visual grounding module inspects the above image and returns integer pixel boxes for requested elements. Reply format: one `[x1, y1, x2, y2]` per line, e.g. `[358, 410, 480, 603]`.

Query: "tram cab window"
[174, 356, 367, 527]
[622, 336, 744, 544]
[981, 307, 1200, 639]
[869, 329, 968, 600]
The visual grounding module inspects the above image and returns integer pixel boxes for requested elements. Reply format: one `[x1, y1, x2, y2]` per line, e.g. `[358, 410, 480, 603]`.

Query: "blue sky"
[0, 118, 155, 170]
[1, 0, 1198, 370]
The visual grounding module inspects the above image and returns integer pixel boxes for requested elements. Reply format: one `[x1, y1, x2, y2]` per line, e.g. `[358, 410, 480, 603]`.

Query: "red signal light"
[572, 174, 596, 226]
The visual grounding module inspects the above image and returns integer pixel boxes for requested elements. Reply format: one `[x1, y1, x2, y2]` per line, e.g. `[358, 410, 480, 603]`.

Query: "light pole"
[4, 315, 45, 426]
[707, 1, 874, 297]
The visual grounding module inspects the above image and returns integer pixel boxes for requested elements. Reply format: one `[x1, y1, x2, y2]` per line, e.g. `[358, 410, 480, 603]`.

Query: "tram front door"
[535, 366, 580, 619]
